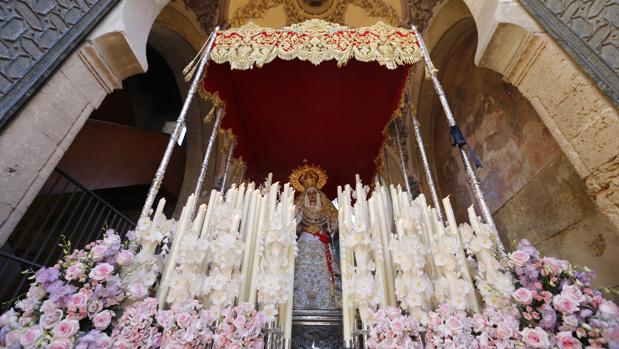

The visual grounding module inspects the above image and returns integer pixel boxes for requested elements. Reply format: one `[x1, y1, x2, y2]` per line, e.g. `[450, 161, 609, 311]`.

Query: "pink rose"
[128, 283, 147, 300]
[599, 300, 619, 319]
[512, 287, 533, 305]
[89, 263, 114, 281]
[40, 309, 64, 329]
[20, 327, 42, 347]
[156, 310, 173, 327]
[553, 295, 579, 314]
[114, 340, 132, 349]
[68, 292, 89, 311]
[47, 339, 72, 349]
[509, 250, 530, 266]
[176, 312, 192, 329]
[90, 245, 108, 261]
[116, 250, 134, 266]
[556, 331, 582, 349]
[446, 315, 463, 331]
[233, 314, 246, 329]
[88, 300, 103, 317]
[521, 327, 550, 348]
[497, 324, 513, 340]
[65, 262, 86, 281]
[93, 310, 113, 330]
[52, 319, 79, 338]
[104, 232, 121, 246]
[561, 285, 585, 303]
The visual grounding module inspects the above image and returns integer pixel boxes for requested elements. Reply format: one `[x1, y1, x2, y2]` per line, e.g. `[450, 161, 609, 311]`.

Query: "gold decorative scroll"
[209, 19, 422, 70]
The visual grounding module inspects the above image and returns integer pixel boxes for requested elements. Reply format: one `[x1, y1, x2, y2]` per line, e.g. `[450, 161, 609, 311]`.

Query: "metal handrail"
[0, 168, 136, 307]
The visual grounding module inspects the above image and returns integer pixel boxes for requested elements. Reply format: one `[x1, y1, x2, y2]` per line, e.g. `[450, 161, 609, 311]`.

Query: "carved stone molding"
[402, 0, 440, 31]
[182, 0, 223, 31]
[519, 0, 619, 105]
[0, 0, 121, 127]
[230, 0, 400, 27]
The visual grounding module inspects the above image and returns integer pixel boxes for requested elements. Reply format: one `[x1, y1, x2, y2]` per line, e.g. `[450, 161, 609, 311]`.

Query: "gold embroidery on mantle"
[209, 19, 421, 70]
[230, 0, 400, 27]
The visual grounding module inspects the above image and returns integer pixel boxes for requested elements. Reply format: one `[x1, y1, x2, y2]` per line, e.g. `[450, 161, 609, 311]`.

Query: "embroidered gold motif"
[209, 19, 422, 70]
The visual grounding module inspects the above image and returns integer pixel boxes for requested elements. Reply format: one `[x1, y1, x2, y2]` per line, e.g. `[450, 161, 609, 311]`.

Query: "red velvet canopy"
[200, 20, 419, 197]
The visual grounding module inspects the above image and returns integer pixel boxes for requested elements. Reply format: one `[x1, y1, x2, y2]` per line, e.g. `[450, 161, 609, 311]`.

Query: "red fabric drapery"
[202, 58, 411, 197]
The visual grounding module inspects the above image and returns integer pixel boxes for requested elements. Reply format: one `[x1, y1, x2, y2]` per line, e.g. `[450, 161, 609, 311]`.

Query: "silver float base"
[292, 309, 344, 348]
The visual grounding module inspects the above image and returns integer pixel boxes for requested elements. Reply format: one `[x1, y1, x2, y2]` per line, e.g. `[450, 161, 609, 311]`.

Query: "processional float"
[135, 19, 512, 348]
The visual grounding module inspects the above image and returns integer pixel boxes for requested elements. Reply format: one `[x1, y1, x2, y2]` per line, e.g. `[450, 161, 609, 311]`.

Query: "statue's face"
[308, 190, 317, 204]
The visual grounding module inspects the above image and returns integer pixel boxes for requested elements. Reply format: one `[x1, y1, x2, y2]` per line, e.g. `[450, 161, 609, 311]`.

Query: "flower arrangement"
[366, 306, 423, 349]
[214, 303, 267, 348]
[111, 297, 216, 348]
[425, 303, 479, 348]
[0, 230, 131, 348]
[471, 306, 522, 348]
[508, 239, 619, 348]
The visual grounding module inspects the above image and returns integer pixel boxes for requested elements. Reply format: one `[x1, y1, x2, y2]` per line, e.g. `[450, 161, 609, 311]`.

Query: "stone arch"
[417, 0, 619, 233]
[0, 0, 213, 243]
[409, 0, 619, 289]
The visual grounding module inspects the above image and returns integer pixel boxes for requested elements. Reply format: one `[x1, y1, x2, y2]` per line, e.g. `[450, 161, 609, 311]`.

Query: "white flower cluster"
[459, 213, 514, 309]
[199, 199, 244, 310]
[390, 193, 432, 318]
[123, 202, 177, 301]
[339, 182, 383, 322]
[257, 188, 297, 307]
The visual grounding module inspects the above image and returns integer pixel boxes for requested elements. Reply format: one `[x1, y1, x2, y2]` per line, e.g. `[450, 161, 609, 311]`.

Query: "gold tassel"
[183, 31, 216, 82]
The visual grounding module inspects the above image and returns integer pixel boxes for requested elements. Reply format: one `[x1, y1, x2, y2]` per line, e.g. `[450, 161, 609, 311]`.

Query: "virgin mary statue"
[290, 163, 340, 310]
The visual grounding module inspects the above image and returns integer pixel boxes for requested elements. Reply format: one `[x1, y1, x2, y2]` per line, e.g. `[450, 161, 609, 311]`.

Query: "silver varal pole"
[383, 147, 394, 186]
[220, 137, 236, 192]
[412, 116, 444, 222]
[237, 163, 246, 186]
[412, 25, 507, 257]
[192, 107, 224, 215]
[140, 27, 220, 219]
[392, 119, 413, 197]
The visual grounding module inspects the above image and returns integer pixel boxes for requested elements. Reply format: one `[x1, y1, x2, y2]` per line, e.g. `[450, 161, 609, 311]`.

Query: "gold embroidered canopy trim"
[209, 19, 422, 70]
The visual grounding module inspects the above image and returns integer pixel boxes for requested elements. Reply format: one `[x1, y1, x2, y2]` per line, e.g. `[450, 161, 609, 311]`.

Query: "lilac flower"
[538, 305, 557, 330]
[516, 239, 539, 260]
[35, 267, 60, 284]
[76, 329, 102, 349]
[46, 281, 77, 304]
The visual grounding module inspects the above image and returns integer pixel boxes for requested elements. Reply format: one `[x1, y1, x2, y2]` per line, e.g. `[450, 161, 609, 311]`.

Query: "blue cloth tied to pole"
[449, 125, 483, 168]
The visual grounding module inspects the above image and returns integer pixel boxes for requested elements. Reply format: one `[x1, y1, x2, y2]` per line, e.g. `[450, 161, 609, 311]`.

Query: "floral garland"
[368, 240, 619, 349]
[0, 230, 132, 348]
[214, 303, 267, 348]
[366, 306, 423, 348]
[111, 297, 216, 348]
[508, 240, 619, 348]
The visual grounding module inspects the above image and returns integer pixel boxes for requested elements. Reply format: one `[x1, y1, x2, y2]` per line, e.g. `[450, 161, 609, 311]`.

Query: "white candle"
[199, 190, 218, 239]
[192, 204, 207, 238]
[376, 188, 396, 306]
[157, 194, 195, 307]
[338, 188, 352, 344]
[369, 198, 389, 308]
[444, 197, 480, 312]
[239, 190, 258, 301]
[152, 198, 166, 226]
[248, 194, 267, 305]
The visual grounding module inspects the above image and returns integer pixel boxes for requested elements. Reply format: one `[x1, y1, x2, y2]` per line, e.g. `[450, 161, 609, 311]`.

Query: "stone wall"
[432, 31, 561, 220]
[431, 30, 619, 290]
